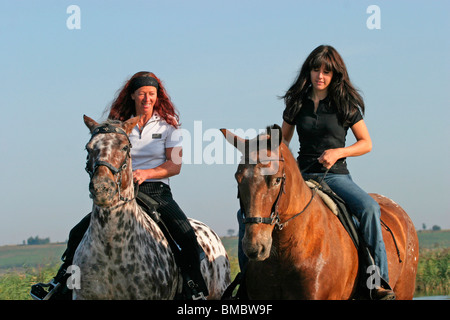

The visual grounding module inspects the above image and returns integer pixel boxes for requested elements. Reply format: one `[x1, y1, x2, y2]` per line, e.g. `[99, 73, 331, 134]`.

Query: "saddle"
[135, 191, 207, 300]
[304, 178, 360, 249]
[136, 191, 205, 260]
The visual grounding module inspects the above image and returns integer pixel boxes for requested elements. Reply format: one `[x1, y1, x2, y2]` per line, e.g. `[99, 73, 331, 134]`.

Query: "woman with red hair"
[107, 72, 208, 298]
[108, 71, 179, 127]
[32, 72, 208, 300]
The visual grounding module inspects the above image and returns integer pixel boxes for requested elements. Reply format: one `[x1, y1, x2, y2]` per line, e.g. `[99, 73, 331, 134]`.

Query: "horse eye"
[122, 145, 130, 152]
[274, 177, 282, 185]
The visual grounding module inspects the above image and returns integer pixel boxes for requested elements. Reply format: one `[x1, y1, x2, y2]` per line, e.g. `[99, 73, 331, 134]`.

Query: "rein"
[242, 157, 329, 230]
[85, 123, 136, 204]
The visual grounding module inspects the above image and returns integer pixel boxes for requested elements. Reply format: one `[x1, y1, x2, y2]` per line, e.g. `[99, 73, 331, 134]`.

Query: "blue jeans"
[237, 173, 389, 283]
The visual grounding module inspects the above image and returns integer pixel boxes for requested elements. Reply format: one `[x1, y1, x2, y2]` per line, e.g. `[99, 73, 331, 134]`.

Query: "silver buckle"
[30, 280, 61, 300]
[192, 291, 206, 300]
[187, 279, 206, 300]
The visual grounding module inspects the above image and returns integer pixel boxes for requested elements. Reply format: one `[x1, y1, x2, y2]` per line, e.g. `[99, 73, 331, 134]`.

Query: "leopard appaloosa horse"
[72, 116, 230, 299]
[221, 125, 419, 299]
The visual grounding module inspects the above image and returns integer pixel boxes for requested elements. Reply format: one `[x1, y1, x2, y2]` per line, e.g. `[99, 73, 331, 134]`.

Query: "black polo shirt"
[283, 97, 363, 174]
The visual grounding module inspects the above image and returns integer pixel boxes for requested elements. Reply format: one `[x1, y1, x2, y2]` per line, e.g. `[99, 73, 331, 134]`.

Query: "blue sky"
[0, 0, 448, 245]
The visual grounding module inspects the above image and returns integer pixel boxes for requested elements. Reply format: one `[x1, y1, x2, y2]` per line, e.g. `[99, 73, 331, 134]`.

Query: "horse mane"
[238, 124, 283, 165]
[86, 119, 122, 133]
[246, 124, 283, 152]
[105, 119, 123, 125]
[260, 124, 283, 151]
[94, 119, 123, 128]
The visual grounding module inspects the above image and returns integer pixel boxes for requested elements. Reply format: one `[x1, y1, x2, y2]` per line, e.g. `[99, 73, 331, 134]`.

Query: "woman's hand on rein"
[318, 149, 342, 169]
[133, 169, 148, 185]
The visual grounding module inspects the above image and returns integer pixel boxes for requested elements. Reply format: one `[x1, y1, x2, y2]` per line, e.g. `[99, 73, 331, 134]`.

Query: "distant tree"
[27, 236, 50, 245]
[227, 229, 236, 237]
[422, 223, 427, 231]
[431, 225, 441, 231]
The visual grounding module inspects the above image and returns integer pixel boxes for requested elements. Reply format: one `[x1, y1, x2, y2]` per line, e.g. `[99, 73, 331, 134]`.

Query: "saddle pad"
[305, 180, 339, 216]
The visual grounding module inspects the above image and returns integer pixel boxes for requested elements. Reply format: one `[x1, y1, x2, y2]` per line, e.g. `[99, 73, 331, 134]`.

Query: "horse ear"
[220, 128, 246, 153]
[83, 115, 98, 133]
[267, 124, 283, 147]
[123, 116, 140, 135]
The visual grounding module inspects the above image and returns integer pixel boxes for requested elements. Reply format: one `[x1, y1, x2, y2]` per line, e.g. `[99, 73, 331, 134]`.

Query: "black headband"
[129, 76, 159, 92]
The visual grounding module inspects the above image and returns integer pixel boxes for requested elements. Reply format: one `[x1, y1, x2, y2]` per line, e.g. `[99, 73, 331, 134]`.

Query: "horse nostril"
[90, 178, 112, 195]
[97, 184, 109, 193]
[243, 242, 264, 260]
[246, 249, 259, 260]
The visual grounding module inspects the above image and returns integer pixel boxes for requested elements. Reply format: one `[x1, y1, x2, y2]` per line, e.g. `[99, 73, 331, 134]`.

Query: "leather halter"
[241, 157, 287, 229]
[85, 123, 134, 203]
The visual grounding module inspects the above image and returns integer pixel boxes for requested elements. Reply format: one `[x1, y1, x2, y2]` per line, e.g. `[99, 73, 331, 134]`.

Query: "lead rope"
[380, 219, 402, 263]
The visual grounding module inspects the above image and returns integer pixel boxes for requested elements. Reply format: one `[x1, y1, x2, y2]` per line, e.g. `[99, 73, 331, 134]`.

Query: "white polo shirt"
[129, 113, 183, 185]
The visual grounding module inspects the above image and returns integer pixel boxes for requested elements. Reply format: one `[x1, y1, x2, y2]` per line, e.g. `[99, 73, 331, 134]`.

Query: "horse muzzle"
[242, 226, 273, 261]
[89, 170, 118, 207]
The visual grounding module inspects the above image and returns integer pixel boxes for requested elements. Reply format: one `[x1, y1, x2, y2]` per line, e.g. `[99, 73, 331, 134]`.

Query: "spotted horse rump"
[73, 116, 230, 299]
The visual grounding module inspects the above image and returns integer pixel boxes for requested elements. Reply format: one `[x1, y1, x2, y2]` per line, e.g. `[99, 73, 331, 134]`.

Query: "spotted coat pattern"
[73, 116, 230, 299]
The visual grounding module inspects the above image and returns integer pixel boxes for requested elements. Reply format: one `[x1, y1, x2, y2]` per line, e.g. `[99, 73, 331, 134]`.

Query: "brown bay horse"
[221, 125, 419, 300]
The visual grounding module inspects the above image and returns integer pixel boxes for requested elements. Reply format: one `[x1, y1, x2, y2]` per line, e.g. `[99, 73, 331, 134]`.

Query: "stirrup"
[187, 279, 207, 300]
[30, 280, 61, 300]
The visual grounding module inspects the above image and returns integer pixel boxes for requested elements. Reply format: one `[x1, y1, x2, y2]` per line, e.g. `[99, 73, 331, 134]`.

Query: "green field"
[0, 243, 66, 271]
[0, 231, 448, 299]
[417, 230, 450, 249]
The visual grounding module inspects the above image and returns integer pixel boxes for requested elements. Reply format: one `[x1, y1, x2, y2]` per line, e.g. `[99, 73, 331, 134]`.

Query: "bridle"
[240, 155, 329, 230]
[85, 123, 135, 203]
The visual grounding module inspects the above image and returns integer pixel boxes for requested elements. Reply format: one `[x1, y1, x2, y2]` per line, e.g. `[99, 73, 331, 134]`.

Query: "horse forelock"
[87, 124, 130, 163]
[87, 135, 119, 170]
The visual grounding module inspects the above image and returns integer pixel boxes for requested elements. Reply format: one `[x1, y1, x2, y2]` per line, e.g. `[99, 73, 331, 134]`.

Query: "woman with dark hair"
[32, 72, 208, 300]
[281, 45, 394, 299]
